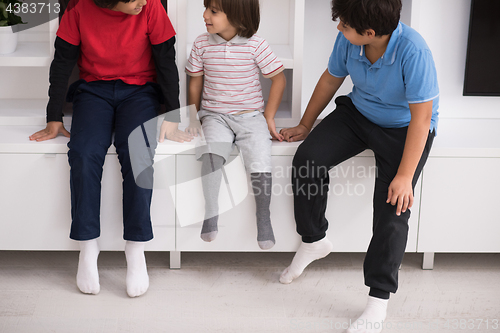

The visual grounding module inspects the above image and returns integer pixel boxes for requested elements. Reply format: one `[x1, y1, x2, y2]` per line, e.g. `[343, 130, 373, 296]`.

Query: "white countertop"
[0, 124, 305, 155]
[1, 118, 499, 157]
[428, 118, 500, 157]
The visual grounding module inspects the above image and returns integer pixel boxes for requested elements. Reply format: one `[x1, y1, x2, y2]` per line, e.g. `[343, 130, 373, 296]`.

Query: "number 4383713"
[7, 2, 60, 14]
[443, 319, 498, 330]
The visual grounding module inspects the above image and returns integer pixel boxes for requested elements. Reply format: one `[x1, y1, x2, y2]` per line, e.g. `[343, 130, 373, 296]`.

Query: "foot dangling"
[76, 239, 100, 295]
[279, 237, 333, 284]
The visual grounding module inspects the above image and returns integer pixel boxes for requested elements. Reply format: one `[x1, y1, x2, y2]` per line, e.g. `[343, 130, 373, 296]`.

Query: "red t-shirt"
[57, 0, 175, 85]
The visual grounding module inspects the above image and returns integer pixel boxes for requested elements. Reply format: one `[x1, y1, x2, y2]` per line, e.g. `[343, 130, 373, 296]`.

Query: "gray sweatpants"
[195, 110, 272, 173]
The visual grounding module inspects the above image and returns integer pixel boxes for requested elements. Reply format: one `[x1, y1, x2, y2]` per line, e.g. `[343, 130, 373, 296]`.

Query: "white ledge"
[1, 118, 500, 157]
[0, 42, 51, 67]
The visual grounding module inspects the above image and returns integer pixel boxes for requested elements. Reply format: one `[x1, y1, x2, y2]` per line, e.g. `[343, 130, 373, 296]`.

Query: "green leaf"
[0, 3, 7, 20]
[0, 0, 26, 25]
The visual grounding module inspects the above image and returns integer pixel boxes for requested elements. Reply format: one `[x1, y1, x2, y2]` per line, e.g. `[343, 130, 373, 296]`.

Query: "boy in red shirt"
[30, 0, 189, 297]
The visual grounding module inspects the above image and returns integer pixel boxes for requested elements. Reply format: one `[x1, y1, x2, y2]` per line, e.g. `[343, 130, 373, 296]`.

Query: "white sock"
[125, 241, 149, 298]
[347, 296, 389, 333]
[76, 239, 100, 295]
[279, 237, 333, 284]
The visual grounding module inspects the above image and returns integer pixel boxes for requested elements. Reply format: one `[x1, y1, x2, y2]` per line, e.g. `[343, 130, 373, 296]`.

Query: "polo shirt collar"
[350, 21, 402, 66]
[208, 33, 250, 45]
[382, 22, 402, 65]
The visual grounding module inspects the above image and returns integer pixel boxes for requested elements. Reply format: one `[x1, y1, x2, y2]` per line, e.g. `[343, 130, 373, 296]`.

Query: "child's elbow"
[278, 71, 286, 82]
[273, 71, 287, 87]
[409, 101, 433, 126]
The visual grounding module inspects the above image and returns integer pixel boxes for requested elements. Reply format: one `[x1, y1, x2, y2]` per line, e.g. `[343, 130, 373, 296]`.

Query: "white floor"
[0, 251, 499, 333]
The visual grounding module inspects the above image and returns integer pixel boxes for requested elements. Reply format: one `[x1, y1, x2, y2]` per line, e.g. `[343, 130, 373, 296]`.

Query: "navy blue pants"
[292, 96, 435, 299]
[67, 80, 159, 242]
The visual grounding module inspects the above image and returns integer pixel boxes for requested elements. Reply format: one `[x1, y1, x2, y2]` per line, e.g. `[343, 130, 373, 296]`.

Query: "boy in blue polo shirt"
[280, 0, 438, 332]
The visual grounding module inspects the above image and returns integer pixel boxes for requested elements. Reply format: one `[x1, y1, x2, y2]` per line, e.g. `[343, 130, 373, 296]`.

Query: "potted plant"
[0, 0, 26, 54]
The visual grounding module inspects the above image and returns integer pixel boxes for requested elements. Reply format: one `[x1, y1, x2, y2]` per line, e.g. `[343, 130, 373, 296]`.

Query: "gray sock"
[251, 172, 275, 250]
[200, 153, 225, 242]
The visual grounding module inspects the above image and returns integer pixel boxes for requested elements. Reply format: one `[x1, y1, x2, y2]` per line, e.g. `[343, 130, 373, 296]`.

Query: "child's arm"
[387, 100, 433, 216]
[281, 69, 345, 142]
[264, 72, 286, 141]
[185, 75, 204, 136]
[152, 37, 180, 121]
[29, 37, 77, 142]
[153, 37, 194, 143]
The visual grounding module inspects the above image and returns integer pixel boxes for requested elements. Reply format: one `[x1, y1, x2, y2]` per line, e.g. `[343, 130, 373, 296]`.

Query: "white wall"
[411, 0, 500, 119]
[302, 0, 348, 117]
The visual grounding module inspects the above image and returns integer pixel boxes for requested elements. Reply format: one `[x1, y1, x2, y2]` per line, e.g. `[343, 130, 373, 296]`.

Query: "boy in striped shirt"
[185, 0, 286, 249]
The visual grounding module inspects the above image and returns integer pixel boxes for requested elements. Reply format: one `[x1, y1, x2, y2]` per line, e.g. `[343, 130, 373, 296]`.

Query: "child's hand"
[29, 121, 70, 142]
[159, 121, 194, 143]
[280, 124, 310, 142]
[387, 174, 414, 216]
[265, 117, 284, 142]
[185, 119, 202, 137]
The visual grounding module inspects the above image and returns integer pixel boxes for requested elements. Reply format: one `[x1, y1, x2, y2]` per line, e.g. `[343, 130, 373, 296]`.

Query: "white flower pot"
[0, 25, 19, 55]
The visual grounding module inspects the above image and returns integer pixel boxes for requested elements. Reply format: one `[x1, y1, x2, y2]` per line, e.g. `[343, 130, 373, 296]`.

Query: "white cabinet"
[149, 154, 177, 251]
[418, 157, 500, 253]
[174, 152, 421, 253]
[0, 153, 73, 250]
[174, 154, 299, 251]
[417, 118, 500, 255]
[0, 150, 176, 251]
[0, 11, 178, 251]
[1, 1, 498, 261]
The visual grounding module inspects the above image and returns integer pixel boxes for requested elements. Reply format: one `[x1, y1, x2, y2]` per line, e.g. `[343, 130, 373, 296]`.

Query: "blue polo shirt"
[328, 22, 439, 132]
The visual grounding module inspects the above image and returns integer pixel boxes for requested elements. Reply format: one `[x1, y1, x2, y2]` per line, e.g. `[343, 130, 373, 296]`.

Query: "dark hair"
[93, 0, 131, 9]
[331, 0, 401, 36]
[204, 0, 260, 38]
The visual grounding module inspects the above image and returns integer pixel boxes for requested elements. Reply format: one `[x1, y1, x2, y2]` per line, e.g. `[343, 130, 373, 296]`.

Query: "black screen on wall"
[463, 0, 500, 96]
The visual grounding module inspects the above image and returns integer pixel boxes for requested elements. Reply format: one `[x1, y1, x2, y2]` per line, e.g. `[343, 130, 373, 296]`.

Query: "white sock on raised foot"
[279, 237, 333, 284]
[125, 241, 149, 298]
[76, 239, 100, 295]
[347, 296, 389, 333]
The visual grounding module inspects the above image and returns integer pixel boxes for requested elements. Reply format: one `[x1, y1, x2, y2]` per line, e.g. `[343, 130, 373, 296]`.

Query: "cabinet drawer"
[0, 153, 176, 250]
[419, 158, 500, 252]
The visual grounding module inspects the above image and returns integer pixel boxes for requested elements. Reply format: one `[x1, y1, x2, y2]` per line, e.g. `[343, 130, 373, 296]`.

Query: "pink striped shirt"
[185, 33, 284, 114]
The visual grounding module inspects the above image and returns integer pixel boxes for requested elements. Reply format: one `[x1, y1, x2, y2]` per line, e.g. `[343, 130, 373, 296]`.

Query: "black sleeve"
[46, 36, 80, 123]
[151, 36, 181, 123]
